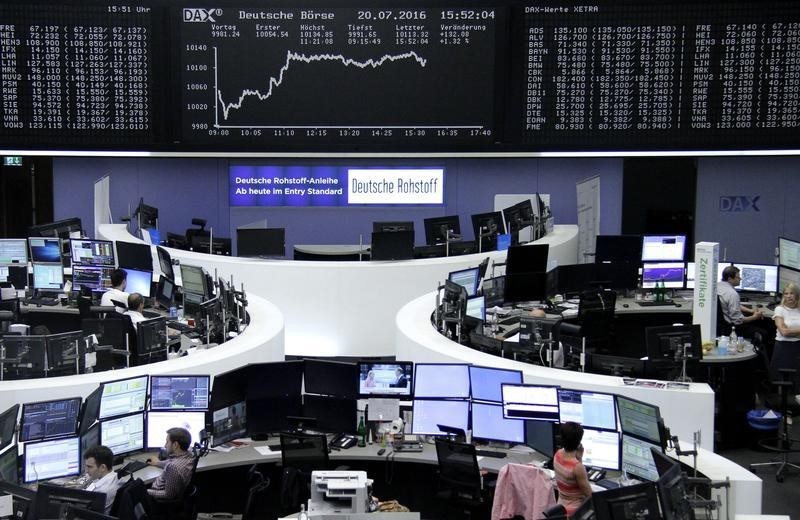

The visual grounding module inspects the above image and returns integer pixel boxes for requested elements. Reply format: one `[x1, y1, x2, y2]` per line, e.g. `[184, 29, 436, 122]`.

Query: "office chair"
[716, 297, 732, 337]
[749, 367, 800, 482]
[490, 463, 556, 520]
[242, 464, 271, 520]
[149, 453, 201, 520]
[185, 218, 210, 248]
[434, 437, 493, 519]
[279, 432, 330, 514]
[541, 504, 567, 519]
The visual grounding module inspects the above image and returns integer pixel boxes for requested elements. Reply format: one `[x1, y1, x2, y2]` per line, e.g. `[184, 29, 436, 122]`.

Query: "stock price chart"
[180, 6, 500, 148]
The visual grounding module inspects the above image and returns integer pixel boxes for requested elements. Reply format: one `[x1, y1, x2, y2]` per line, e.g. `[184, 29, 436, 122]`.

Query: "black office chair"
[279, 432, 330, 515]
[715, 296, 733, 337]
[434, 437, 493, 519]
[541, 503, 567, 519]
[149, 453, 201, 520]
[242, 464, 271, 520]
[749, 368, 800, 482]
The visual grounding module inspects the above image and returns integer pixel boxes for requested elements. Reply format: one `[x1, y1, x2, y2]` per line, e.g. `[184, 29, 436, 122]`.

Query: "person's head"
[110, 269, 128, 290]
[83, 445, 114, 480]
[165, 427, 191, 454]
[529, 308, 546, 318]
[127, 292, 144, 311]
[560, 421, 584, 452]
[367, 370, 375, 379]
[395, 367, 404, 376]
[781, 283, 800, 309]
[721, 266, 741, 286]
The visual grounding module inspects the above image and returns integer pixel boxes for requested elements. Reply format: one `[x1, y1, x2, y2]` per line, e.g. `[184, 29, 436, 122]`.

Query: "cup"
[717, 337, 729, 356]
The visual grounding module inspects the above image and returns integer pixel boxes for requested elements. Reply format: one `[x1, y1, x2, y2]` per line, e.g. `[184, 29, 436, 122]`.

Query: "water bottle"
[298, 504, 308, 520]
[169, 306, 177, 318]
[729, 327, 738, 345]
[357, 417, 367, 447]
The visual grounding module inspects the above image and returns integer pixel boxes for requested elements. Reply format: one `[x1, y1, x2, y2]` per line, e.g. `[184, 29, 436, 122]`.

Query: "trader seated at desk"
[124, 292, 147, 327]
[718, 265, 770, 341]
[101, 268, 129, 312]
[145, 427, 195, 504]
[84, 445, 121, 514]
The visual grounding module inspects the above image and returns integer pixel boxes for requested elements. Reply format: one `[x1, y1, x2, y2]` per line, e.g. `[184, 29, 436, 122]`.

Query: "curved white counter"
[0, 293, 284, 413]
[99, 224, 579, 357]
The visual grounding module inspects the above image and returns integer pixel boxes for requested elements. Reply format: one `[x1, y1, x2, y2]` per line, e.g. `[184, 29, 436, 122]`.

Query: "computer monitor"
[146, 411, 205, 449]
[150, 375, 210, 411]
[465, 295, 485, 322]
[525, 421, 556, 458]
[779, 236, 800, 271]
[137, 317, 167, 355]
[471, 211, 506, 251]
[0, 405, 18, 452]
[370, 231, 414, 261]
[22, 437, 81, 483]
[211, 401, 246, 447]
[46, 331, 84, 373]
[519, 316, 562, 351]
[594, 235, 643, 263]
[20, 398, 82, 442]
[210, 367, 249, 411]
[357, 361, 414, 398]
[414, 364, 470, 399]
[504, 271, 548, 304]
[124, 268, 152, 297]
[245, 361, 304, 400]
[411, 399, 469, 436]
[99, 413, 145, 456]
[28, 218, 82, 239]
[34, 484, 106, 518]
[641, 262, 686, 289]
[156, 246, 174, 280]
[580, 428, 621, 471]
[304, 359, 359, 398]
[71, 266, 113, 293]
[482, 275, 505, 307]
[730, 262, 779, 293]
[246, 395, 302, 435]
[641, 235, 686, 262]
[621, 433, 661, 482]
[79, 388, 101, 436]
[28, 237, 61, 263]
[0, 446, 18, 484]
[592, 481, 660, 520]
[180, 264, 207, 297]
[372, 221, 414, 233]
[1, 336, 46, 377]
[616, 395, 662, 445]
[81, 319, 126, 355]
[156, 275, 176, 309]
[501, 384, 559, 422]
[134, 198, 158, 229]
[98, 375, 148, 420]
[652, 448, 692, 520]
[69, 239, 115, 267]
[558, 389, 617, 432]
[505, 244, 549, 275]
[236, 228, 286, 258]
[471, 402, 524, 444]
[448, 267, 481, 297]
[645, 324, 703, 365]
[423, 215, 460, 245]
[779, 265, 800, 293]
[502, 200, 536, 237]
[302, 395, 358, 434]
[588, 354, 646, 378]
[115, 241, 152, 271]
[469, 366, 523, 403]
[191, 236, 231, 256]
[32, 263, 64, 292]
[80, 423, 99, 462]
[0, 239, 27, 265]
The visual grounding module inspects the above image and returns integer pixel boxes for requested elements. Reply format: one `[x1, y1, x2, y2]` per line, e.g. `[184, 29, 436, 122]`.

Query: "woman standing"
[553, 421, 593, 516]
[773, 283, 800, 402]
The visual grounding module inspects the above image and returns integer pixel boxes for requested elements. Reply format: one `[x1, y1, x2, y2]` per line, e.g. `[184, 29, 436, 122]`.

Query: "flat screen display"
[71, 266, 113, 293]
[20, 398, 81, 442]
[146, 411, 205, 449]
[28, 238, 61, 264]
[466, 295, 485, 321]
[448, 267, 480, 297]
[641, 235, 686, 262]
[581, 428, 621, 471]
[731, 263, 778, 293]
[98, 376, 148, 420]
[69, 239, 115, 266]
[0, 239, 27, 265]
[212, 401, 246, 447]
[411, 399, 469, 436]
[558, 389, 617, 432]
[622, 433, 661, 482]
[357, 361, 413, 398]
[23, 437, 80, 483]
[304, 359, 359, 398]
[779, 266, 800, 294]
[32, 264, 64, 292]
[641, 262, 685, 289]
[779, 237, 800, 271]
[124, 268, 153, 297]
[414, 364, 469, 399]
[115, 241, 153, 271]
[501, 384, 559, 422]
[150, 375, 210, 411]
[100, 413, 145, 456]
[617, 395, 662, 445]
[469, 366, 522, 403]
[471, 402, 524, 444]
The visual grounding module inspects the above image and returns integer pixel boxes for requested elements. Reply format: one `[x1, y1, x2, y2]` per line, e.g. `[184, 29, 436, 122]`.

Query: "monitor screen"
[501, 384, 559, 422]
[156, 246, 174, 280]
[448, 267, 480, 297]
[98, 375, 148, 420]
[0, 447, 18, 484]
[594, 235, 642, 264]
[482, 275, 505, 307]
[246, 361, 304, 400]
[236, 228, 286, 258]
[115, 241, 153, 271]
[0, 405, 18, 452]
[20, 398, 81, 442]
[22, 437, 80, 483]
[137, 317, 167, 354]
[731, 263, 779, 293]
[0, 239, 27, 265]
[641, 262, 686, 289]
[302, 395, 358, 434]
[370, 231, 414, 261]
[124, 268, 152, 297]
[100, 413, 145, 456]
[685, 262, 695, 289]
[653, 450, 691, 520]
[414, 364, 470, 399]
[641, 235, 686, 262]
[558, 389, 617, 431]
[79, 388, 101, 436]
[32, 263, 64, 292]
[645, 324, 702, 364]
[357, 361, 413, 398]
[146, 411, 205, 449]
[150, 375, 210, 411]
[423, 215, 460, 245]
[372, 221, 414, 233]
[471, 402, 524, 444]
[592, 481, 660, 520]
[469, 366, 523, 403]
[69, 239, 115, 267]
[471, 211, 505, 251]
[466, 295, 485, 321]
[246, 395, 302, 435]
[617, 395, 662, 445]
[581, 428, 621, 471]
[28, 237, 61, 264]
[504, 271, 548, 304]
[156, 276, 176, 309]
[502, 199, 536, 234]
[411, 399, 469, 436]
[180, 264, 207, 296]
[80, 423, 99, 462]
[71, 266, 113, 293]
[211, 367, 249, 410]
[211, 401, 246, 447]
[779, 236, 800, 271]
[622, 433, 661, 482]
[304, 359, 359, 398]
[779, 266, 800, 294]
[525, 420, 556, 458]
[505, 244, 549, 275]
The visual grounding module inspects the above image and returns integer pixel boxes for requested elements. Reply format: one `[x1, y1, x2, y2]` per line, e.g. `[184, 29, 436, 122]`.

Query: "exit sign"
[3, 156, 22, 166]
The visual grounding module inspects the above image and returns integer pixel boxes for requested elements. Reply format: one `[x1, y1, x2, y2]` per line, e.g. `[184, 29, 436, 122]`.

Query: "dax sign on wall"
[229, 166, 444, 206]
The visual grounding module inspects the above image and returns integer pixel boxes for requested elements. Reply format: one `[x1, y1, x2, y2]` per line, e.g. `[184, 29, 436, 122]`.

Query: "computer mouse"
[675, 304, 682, 307]
[622, 303, 629, 308]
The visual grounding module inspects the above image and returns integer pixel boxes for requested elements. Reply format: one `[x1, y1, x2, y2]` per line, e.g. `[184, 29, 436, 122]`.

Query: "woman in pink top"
[553, 422, 593, 516]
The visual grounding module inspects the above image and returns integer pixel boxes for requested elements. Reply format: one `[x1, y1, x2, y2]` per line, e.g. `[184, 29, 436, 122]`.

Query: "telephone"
[331, 434, 358, 449]
[587, 468, 607, 482]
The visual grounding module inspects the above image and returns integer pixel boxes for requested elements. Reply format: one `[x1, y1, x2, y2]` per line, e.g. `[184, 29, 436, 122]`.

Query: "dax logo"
[719, 195, 760, 212]
[183, 8, 222, 22]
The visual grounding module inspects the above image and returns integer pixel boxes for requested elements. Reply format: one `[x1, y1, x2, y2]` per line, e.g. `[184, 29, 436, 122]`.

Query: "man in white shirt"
[101, 269, 129, 313]
[124, 292, 147, 328]
[84, 445, 120, 514]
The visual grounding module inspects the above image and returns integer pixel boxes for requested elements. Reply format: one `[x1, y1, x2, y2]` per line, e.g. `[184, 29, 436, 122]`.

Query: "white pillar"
[693, 242, 720, 342]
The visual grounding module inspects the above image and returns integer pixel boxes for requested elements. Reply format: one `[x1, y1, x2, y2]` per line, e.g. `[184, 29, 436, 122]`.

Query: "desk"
[701, 344, 758, 364]
[293, 245, 368, 261]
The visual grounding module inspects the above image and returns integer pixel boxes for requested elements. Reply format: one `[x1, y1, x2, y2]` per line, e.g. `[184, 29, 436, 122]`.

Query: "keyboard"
[595, 478, 622, 489]
[119, 460, 148, 474]
[24, 296, 58, 306]
[475, 449, 506, 459]
[636, 300, 675, 307]
[167, 320, 195, 332]
[498, 315, 521, 326]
